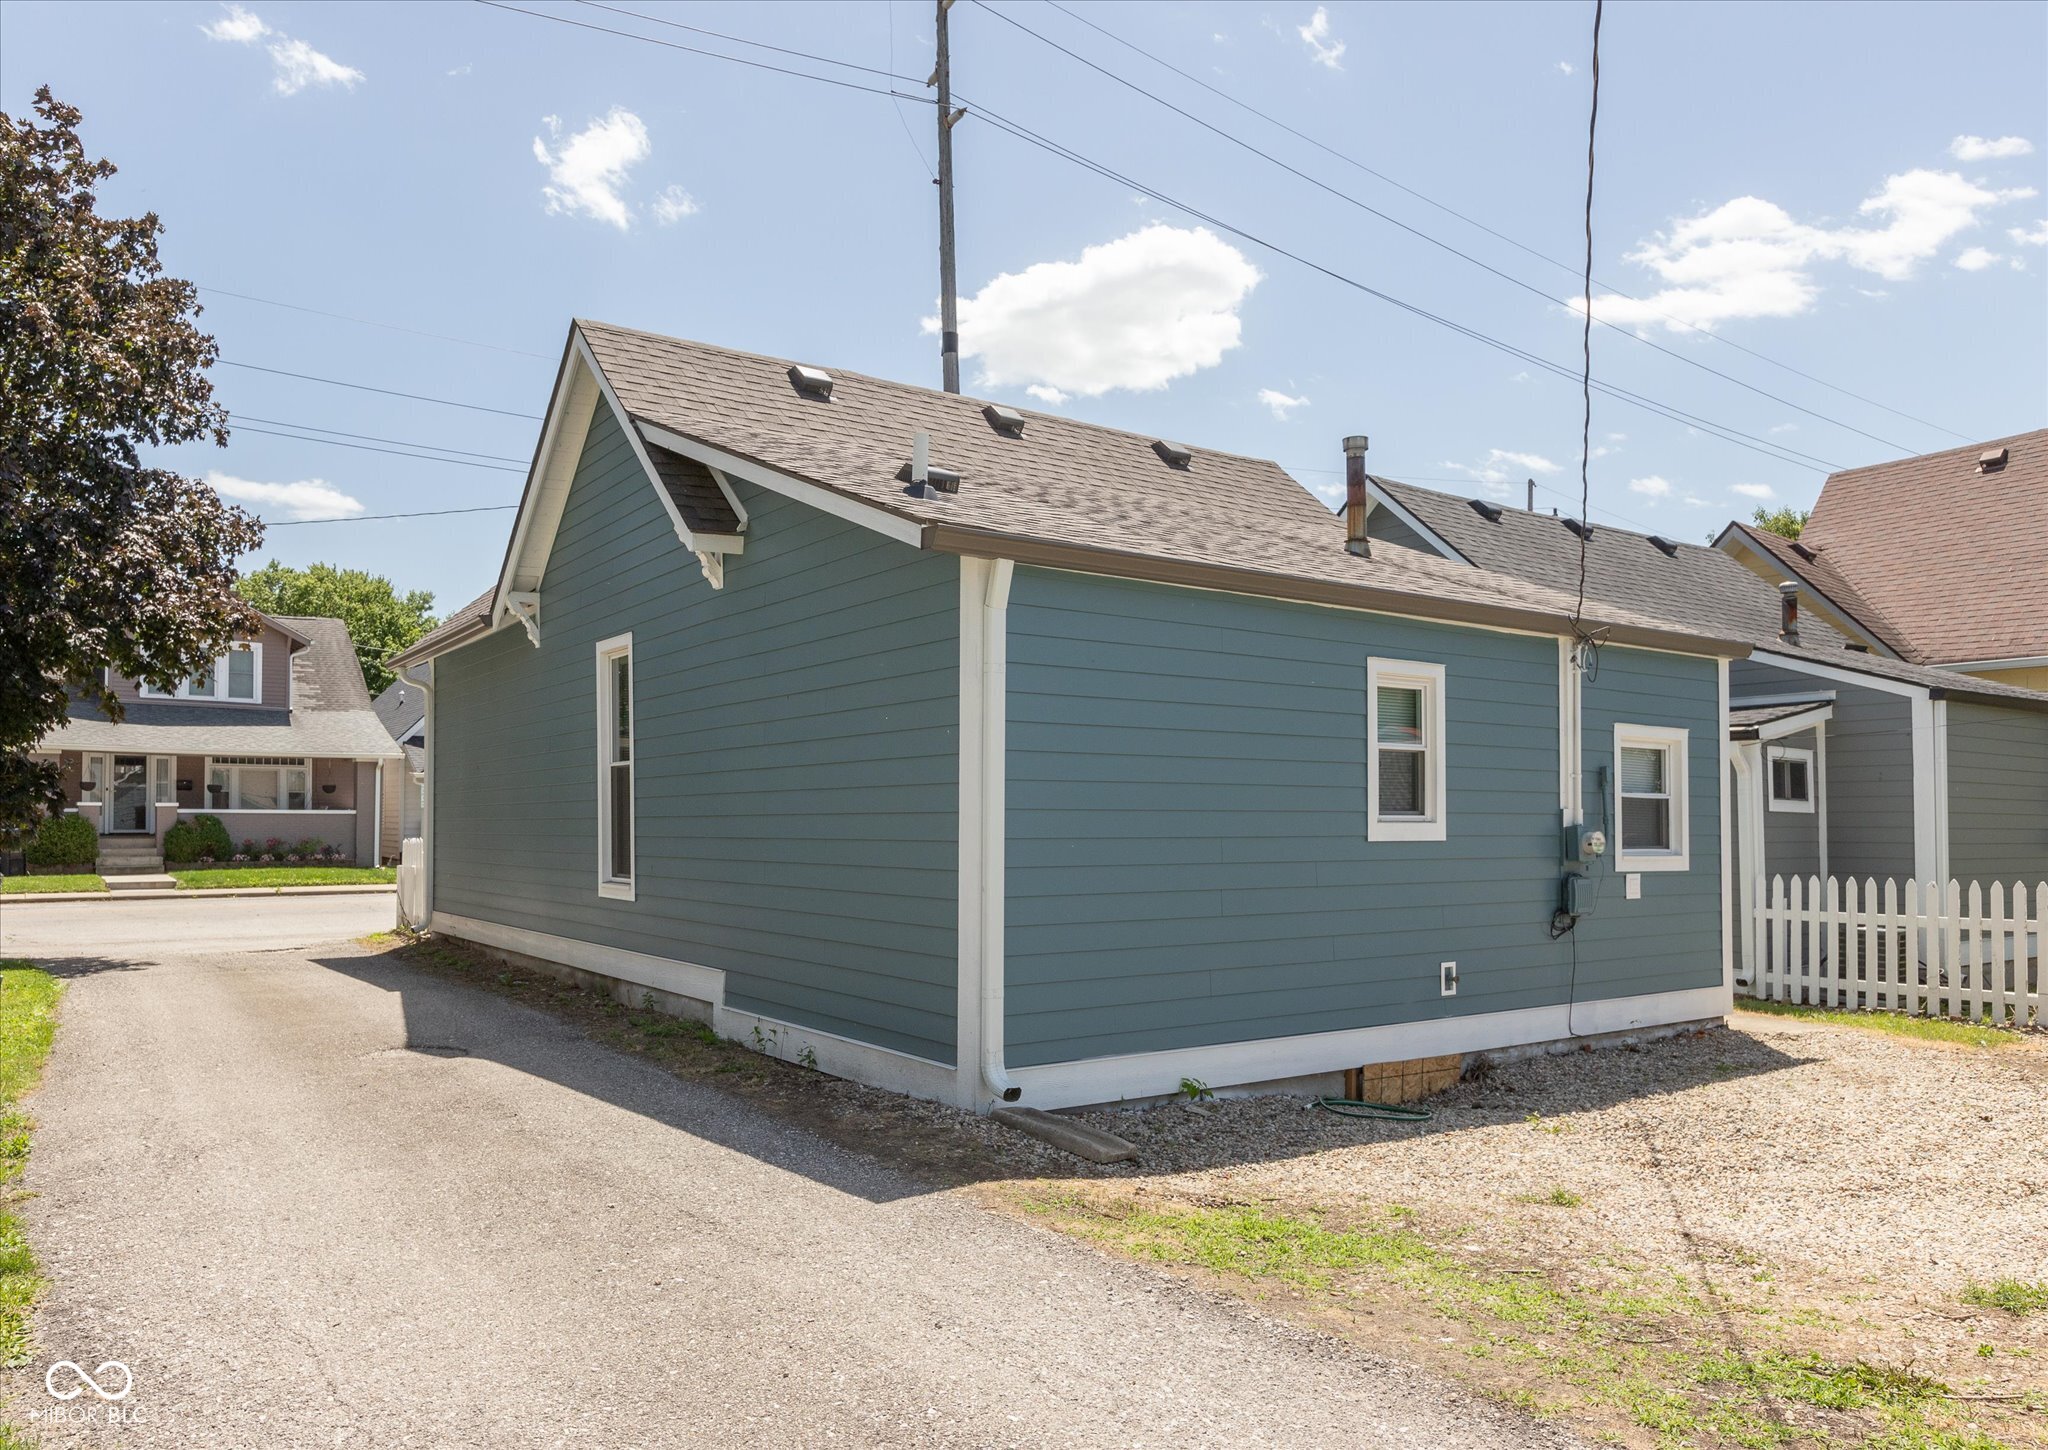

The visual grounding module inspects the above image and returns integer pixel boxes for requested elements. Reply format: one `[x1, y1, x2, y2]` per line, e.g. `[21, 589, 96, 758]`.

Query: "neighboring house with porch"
[392, 320, 1751, 1112]
[1362, 478, 2048, 991]
[1716, 429, 2048, 691]
[373, 677, 428, 857]
[34, 613, 403, 872]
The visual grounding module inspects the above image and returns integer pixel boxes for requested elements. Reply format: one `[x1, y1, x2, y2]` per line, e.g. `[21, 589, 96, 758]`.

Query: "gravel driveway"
[2, 908, 1571, 1449]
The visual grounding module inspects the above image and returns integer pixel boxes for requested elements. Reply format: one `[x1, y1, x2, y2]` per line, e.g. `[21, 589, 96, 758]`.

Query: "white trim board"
[1363, 481, 1470, 563]
[1746, 649, 1927, 699]
[637, 421, 926, 549]
[1007, 984, 1730, 1110]
[429, 912, 957, 1101]
[1936, 654, 2048, 672]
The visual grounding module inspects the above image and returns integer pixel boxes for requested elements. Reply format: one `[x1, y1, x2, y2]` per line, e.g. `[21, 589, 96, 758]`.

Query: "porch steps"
[104, 873, 177, 892]
[98, 838, 166, 875]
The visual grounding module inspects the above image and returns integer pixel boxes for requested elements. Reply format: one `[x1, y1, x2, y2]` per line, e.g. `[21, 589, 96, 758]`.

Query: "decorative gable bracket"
[505, 591, 541, 647]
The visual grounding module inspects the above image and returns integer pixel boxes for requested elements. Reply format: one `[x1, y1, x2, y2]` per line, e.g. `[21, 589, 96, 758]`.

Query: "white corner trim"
[1910, 693, 1939, 889]
[1363, 482, 1470, 563]
[427, 912, 957, 1100]
[636, 421, 927, 549]
[1613, 722, 1691, 873]
[1929, 698, 1950, 889]
[1365, 656, 1448, 842]
[1007, 984, 1730, 1110]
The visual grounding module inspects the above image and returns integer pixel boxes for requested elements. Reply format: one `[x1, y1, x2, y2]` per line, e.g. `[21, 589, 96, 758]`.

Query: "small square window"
[1768, 745, 1815, 814]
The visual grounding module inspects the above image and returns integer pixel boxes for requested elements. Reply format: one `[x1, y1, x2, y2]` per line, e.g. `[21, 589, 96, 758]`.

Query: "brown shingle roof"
[1802, 429, 2048, 665]
[573, 321, 1741, 654]
[1721, 521, 1913, 656]
[390, 589, 493, 669]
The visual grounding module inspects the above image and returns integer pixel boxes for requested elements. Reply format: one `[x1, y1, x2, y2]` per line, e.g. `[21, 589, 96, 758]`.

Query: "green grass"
[1513, 1187, 1585, 1208]
[2, 873, 105, 894]
[1959, 1278, 2048, 1317]
[172, 865, 396, 890]
[1, 961, 63, 1375]
[1023, 1190, 2013, 1449]
[1736, 999, 2020, 1049]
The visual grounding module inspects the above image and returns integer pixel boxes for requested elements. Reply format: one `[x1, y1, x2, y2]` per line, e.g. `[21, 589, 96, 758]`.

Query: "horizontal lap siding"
[1946, 702, 2048, 888]
[433, 403, 959, 1062]
[1574, 647, 1723, 994]
[1760, 727, 1821, 882]
[1004, 570, 1723, 1069]
[1731, 661, 1915, 884]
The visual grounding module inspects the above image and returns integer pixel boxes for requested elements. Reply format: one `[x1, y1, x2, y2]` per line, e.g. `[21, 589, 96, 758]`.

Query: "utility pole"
[933, 0, 962, 393]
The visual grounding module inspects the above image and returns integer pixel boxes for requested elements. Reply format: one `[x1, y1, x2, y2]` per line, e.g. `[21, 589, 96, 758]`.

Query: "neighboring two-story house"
[33, 612, 403, 872]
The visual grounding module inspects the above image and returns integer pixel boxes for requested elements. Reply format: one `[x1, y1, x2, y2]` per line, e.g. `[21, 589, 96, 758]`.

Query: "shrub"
[25, 813, 98, 867]
[191, 814, 233, 860]
[240, 838, 260, 857]
[163, 821, 202, 863]
[293, 838, 323, 859]
[164, 814, 235, 864]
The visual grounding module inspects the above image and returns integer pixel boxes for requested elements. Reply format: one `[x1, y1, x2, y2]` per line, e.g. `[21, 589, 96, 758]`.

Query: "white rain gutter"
[977, 558, 1020, 1106]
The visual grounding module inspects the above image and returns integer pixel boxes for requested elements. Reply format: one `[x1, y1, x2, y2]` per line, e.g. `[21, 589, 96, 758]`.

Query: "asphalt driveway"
[4, 900, 1572, 1448]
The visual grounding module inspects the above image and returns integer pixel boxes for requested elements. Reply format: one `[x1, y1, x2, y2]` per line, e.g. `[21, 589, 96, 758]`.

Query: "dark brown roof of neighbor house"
[1719, 520, 1913, 657]
[556, 321, 1746, 656]
[1371, 477, 2048, 709]
[1800, 428, 2048, 666]
[390, 589, 494, 669]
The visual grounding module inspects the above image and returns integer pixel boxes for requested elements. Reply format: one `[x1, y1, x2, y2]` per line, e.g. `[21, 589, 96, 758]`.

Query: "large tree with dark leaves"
[1, 88, 263, 833]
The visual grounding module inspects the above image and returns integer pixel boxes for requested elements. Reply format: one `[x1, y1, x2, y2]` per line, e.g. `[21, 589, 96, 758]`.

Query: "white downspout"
[1729, 742, 1761, 994]
[398, 659, 435, 930]
[978, 558, 1019, 1105]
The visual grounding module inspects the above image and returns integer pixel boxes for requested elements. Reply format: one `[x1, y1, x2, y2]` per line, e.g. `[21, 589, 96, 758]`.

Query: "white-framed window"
[1613, 725, 1690, 871]
[142, 643, 262, 702]
[205, 756, 310, 811]
[595, 633, 635, 900]
[1366, 657, 1448, 842]
[1767, 745, 1815, 814]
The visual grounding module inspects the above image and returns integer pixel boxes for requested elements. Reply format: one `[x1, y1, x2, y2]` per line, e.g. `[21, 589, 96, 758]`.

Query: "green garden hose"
[1314, 1096, 1432, 1121]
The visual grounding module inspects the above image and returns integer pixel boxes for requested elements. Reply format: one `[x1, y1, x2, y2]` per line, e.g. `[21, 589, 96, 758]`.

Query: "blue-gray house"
[392, 321, 1748, 1110]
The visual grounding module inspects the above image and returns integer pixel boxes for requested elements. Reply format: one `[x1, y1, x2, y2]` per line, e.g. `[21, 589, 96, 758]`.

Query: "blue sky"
[6, 0, 2044, 616]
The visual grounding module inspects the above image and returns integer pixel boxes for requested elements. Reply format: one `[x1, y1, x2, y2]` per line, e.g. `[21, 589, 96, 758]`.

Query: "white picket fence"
[1746, 875, 2045, 1026]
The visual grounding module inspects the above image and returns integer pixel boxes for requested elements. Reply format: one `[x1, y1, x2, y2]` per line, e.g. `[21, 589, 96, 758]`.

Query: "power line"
[225, 424, 528, 473]
[1567, 0, 1604, 643]
[264, 505, 520, 527]
[502, 0, 1836, 475]
[229, 416, 530, 463]
[1034, 0, 1972, 445]
[215, 360, 543, 419]
[974, 0, 1921, 457]
[198, 287, 549, 359]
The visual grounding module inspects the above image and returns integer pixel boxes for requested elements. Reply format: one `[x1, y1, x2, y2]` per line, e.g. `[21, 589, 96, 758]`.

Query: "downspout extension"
[979, 558, 1021, 1106]
[397, 659, 436, 932]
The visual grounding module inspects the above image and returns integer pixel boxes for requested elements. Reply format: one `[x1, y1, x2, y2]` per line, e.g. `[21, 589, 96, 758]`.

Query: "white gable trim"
[494, 328, 742, 623]
[1364, 482, 1469, 563]
[636, 421, 927, 549]
[1712, 528, 1900, 659]
[1745, 649, 1926, 699]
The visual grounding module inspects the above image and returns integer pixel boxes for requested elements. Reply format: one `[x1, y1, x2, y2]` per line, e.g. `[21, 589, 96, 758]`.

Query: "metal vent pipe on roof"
[1778, 581, 1801, 644]
[1343, 435, 1372, 558]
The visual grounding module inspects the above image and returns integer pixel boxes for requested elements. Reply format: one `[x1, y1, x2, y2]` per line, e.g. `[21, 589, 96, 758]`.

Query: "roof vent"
[1468, 499, 1504, 523]
[1791, 541, 1818, 561]
[1979, 446, 2008, 472]
[1648, 535, 1679, 557]
[895, 461, 962, 496]
[787, 365, 834, 400]
[984, 404, 1026, 437]
[1152, 439, 1193, 468]
[1562, 517, 1594, 541]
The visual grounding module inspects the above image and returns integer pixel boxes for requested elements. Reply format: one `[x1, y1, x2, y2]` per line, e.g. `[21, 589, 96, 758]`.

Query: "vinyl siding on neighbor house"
[1732, 660, 1916, 885]
[1946, 702, 2048, 889]
[1760, 727, 1823, 884]
[1002, 570, 1722, 1068]
[431, 402, 961, 1063]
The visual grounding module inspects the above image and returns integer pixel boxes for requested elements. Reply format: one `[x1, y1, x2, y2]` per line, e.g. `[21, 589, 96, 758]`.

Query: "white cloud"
[1025, 385, 1069, 406]
[533, 109, 651, 230]
[202, 5, 361, 93]
[202, 4, 268, 42]
[1955, 246, 2001, 271]
[1443, 449, 1560, 497]
[1557, 61, 1576, 76]
[1951, 134, 2034, 162]
[1579, 167, 2031, 330]
[1296, 7, 1346, 70]
[652, 184, 700, 224]
[1769, 422, 1798, 434]
[268, 36, 363, 94]
[207, 473, 363, 521]
[1682, 494, 1712, 508]
[1258, 388, 1309, 420]
[1730, 483, 1775, 500]
[447, 63, 473, 78]
[1509, 369, 1531, 382]
[931, 224, 1260, 398]
[2010, 220, 2048, 246]
[1627, 475, 1673, 498]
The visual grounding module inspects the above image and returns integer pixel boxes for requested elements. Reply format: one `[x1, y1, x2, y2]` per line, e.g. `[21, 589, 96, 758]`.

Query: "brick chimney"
[1344, 435, 1371, 557]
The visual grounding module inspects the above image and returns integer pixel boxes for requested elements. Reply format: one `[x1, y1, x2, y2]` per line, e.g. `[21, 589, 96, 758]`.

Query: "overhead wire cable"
[264, 505, 521, 526]
[215, 360, 543, 419]
[974, 0, 1920, 455]
[227, 416, 530, 463]
[1035, 0, 1972, 444]
[197, 286, 549, 358]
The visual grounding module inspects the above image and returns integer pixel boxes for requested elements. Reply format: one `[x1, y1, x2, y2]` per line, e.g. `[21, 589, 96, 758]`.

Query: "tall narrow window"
[596, 634, 635, 899]
[1366, 658, 1448, 842]
[226, 646, 257, 701]
[1613, 725, 1690, 871]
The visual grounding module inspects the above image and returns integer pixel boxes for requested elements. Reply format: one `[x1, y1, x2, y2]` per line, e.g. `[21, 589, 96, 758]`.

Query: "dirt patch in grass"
[386, 934, 2047, 1448]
